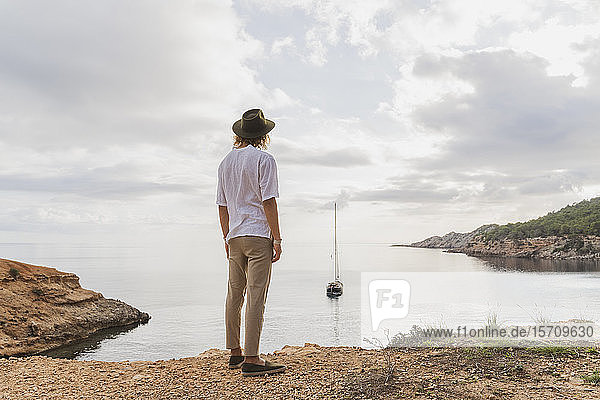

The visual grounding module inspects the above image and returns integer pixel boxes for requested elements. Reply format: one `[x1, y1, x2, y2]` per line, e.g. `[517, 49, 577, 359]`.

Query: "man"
[216, 108, 285, 377]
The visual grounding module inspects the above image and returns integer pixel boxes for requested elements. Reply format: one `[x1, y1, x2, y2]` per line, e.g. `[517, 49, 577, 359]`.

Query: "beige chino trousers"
[225, 235, 273, 357]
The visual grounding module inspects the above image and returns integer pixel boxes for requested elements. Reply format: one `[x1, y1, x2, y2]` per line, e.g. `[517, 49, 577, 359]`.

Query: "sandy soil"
[1, 344, 599, 399]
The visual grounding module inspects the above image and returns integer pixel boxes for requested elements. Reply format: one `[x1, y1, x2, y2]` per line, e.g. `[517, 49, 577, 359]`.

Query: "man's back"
[216, 145, 279, 243]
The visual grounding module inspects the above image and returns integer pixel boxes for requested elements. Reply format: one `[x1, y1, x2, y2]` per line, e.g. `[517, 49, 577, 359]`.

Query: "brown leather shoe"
[241, 360, 286, 376]
[228, 355, 245, 369]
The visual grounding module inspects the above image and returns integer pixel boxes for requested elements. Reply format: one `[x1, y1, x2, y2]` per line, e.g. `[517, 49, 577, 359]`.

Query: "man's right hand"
[272, 243, 282, 263]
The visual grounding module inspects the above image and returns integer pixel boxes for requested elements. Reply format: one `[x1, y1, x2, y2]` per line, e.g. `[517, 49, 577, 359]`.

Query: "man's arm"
[262, 197, 281, 239]
[218, 205, 229, 257]
[262, 197, 282, 262]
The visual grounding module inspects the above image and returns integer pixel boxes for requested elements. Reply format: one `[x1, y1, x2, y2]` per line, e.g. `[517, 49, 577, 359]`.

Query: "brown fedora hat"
[232, 108, 275, 138]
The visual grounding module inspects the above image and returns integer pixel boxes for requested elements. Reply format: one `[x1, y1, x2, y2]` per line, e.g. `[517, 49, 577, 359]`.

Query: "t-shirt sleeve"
[259, 156, 279, 201]
[216, 165, 227, 206]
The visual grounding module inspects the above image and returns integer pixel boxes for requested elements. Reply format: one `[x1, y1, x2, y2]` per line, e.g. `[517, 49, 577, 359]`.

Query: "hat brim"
[232, 119, 275, 138]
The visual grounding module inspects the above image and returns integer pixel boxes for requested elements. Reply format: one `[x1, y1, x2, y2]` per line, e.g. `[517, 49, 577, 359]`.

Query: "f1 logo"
[368, 279, 411, 331]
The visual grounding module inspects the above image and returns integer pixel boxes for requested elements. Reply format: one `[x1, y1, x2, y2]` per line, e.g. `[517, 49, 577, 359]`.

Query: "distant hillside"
[399, 197, 600, 259]
[405, 224, 498, 249]
[483, 197, 600, 241]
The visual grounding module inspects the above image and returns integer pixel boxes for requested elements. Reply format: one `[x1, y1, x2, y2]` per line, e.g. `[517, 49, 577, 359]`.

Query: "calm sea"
[1, 241, 599, 361]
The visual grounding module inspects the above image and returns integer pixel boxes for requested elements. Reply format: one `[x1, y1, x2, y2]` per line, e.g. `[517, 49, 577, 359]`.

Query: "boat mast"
[334, 201, 339, 281]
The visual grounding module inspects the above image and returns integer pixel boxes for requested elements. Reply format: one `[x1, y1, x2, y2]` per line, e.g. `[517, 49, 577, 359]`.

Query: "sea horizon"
[3, 240, 599, 361]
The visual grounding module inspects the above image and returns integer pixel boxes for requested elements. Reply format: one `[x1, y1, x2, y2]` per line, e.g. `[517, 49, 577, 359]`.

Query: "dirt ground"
[0, 344, 599, 399]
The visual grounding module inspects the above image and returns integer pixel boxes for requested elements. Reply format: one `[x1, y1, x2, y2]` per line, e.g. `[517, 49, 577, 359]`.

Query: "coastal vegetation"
[483, 197, 600, 241]
[8, 267, 19, 279]
[406, 197, 600, 259]
[581, 371, 600, 386]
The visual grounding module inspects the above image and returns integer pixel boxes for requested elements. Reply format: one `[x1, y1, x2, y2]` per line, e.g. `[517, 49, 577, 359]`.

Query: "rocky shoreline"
[455, 235, 600, 259]
[398, 224, 498, 249]
[400, 227, 600, 260]
[0, 258, 150, 357]
[1, 344, 599, 399]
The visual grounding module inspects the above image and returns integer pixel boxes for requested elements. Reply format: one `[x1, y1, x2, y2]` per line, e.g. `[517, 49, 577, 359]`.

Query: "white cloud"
[271, 36, 295, 55]
[381, 56, 475, 122]
[2, 0, 600, 244]
[506, 17, 600, 83]
[411, 48, 600, 167]
[0, 0, 294, 151]
[304, 27, 331, 66]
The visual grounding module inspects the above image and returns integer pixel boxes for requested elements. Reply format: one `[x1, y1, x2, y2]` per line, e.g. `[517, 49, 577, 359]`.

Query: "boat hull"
[326, 281, 343, 298]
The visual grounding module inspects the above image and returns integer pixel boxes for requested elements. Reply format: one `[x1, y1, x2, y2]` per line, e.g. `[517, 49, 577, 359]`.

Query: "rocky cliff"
[400, 227, 600, 259]
[403, 224, 498, 249]
[456, 235, 600, 259]
[0, 258, 150, 357]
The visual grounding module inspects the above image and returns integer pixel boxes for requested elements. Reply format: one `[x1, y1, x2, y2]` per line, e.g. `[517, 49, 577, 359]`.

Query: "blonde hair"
[233, 133, 271, 150]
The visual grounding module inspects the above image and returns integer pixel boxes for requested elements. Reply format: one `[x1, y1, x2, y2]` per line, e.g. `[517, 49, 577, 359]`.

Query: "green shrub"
[531, 346, 578, 356]
[484, 197, 600, 240]
[8, 267, 20, 279]
[581, 371, 600, 385]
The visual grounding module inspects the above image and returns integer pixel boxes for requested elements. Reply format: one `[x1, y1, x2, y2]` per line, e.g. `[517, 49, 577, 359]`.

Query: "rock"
[274, 345, 322, 356]
[400, 224, 499, 249]
[400, 227, 600, 260]
[0, 258, 150, 357]
[460, 235, 600, 259]
[198, 348, 226, 358]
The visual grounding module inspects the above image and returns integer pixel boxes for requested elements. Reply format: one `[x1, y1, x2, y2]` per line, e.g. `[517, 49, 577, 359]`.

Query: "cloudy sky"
[1, 0, 599, 246]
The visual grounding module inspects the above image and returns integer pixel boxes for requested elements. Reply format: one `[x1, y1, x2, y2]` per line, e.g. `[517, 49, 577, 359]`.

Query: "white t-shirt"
[216, 145, 279, 243]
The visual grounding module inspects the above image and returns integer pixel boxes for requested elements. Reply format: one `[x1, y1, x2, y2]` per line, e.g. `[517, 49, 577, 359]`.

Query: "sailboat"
[326, 201, 343, 298]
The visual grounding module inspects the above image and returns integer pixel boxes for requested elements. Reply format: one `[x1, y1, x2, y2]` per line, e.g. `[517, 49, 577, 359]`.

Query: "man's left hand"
[272, 243, 282, 263]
